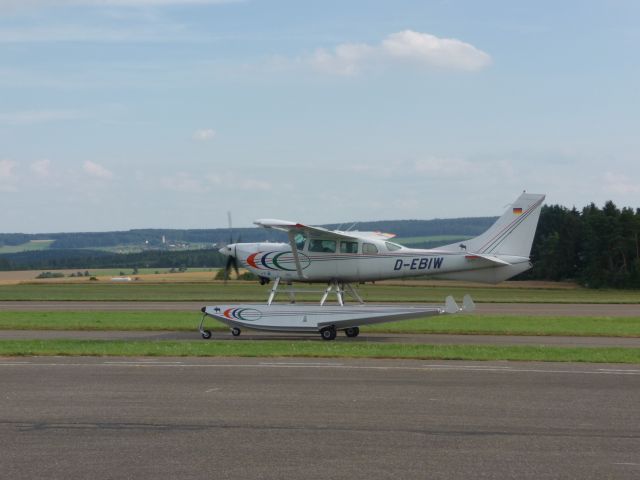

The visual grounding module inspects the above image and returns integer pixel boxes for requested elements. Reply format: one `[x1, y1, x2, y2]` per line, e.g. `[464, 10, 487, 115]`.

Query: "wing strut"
[287, 231, 306, 280]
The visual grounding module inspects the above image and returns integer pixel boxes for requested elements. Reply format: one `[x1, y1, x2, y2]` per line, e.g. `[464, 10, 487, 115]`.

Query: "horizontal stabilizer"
[464, 254, 511, 266]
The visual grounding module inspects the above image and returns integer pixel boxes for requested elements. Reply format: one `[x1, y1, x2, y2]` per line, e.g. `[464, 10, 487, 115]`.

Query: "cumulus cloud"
[83, 160, 114, 179]
[0, 159, 18, 191]
[0, 159, 16, 179]
[30, 159, 51, 177]
[161, 172, 204, 192]
[192, 128, 216, 141]
[603, 172, 640, 195]
[309, 30, 491, 75]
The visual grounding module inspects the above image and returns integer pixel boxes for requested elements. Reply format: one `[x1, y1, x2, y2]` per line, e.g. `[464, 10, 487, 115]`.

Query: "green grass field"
[1, 311, 640, 337]
[0, 282, 639, 303]
[0, 339, 637, 363]
[0, 240, 54, 254]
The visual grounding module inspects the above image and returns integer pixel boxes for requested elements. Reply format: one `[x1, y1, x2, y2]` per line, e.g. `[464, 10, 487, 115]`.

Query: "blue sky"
[1, 0, 638, 232]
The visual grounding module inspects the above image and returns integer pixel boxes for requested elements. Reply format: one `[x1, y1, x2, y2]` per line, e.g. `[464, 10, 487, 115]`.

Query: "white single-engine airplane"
[200, 192, 545, 340]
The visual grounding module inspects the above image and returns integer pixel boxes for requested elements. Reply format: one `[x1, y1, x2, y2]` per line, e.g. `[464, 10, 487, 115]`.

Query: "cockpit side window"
[294, 233, 307, 251]
[340, 241, 358, 254]
[309, 239, 337, 253]
[362, 243, 379, 254]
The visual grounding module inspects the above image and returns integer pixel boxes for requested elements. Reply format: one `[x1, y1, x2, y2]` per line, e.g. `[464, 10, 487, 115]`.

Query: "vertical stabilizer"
[440, 193, 545, 258]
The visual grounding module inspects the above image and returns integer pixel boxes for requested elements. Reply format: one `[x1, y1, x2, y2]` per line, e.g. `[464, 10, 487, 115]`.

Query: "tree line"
[1, 201, 639, 288]
[0, 248, 225, 271]
[526, 201, 640, 288]
[0, 218, 496, 249]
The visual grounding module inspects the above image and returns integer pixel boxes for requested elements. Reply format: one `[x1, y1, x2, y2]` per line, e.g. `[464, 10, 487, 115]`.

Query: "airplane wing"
[254, 219, 359, 240]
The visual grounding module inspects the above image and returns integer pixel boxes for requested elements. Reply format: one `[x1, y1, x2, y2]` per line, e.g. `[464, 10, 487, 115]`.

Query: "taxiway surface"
[1, 357, 639, 479]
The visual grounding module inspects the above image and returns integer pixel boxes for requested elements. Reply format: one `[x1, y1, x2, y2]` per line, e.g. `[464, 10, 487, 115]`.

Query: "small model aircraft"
[200, 192, 545, 340]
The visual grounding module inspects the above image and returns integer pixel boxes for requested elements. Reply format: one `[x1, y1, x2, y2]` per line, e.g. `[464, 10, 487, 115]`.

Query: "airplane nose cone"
[219, 244, 235, 256]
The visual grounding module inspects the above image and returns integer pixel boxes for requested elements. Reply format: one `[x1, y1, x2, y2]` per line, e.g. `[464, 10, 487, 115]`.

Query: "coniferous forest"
[527, 202, 640, 288]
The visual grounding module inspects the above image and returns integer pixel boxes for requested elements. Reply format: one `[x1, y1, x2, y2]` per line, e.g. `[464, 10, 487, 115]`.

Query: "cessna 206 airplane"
[200, 192, 545, 340]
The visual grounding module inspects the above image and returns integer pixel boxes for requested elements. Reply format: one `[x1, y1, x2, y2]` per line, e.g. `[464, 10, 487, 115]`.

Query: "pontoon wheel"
[201, 330, 212, 339]
[321, 327, 337, 341]
[231, 327, 241, 337]
[345, 327, 360, 338]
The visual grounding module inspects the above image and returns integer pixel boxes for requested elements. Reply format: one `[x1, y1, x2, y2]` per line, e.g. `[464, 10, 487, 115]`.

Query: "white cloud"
[0, 109, 83, 125]
[310, 43, 375, 76]
[309, 30, 491, 75]
[161, 172, 204, 192]
[30, 159, 51, 177]
[603, 172, 640, 195]
[83, 160, 114, 179]
[192, 128, 216, 141]
[0, 159, 18, 192]
[0, 159, 17, 179]
[381, 31, 492, 71]
[239, 178, 271, 191]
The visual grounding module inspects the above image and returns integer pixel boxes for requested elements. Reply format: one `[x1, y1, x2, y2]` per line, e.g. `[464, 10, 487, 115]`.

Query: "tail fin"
[440, 192, 545, 258]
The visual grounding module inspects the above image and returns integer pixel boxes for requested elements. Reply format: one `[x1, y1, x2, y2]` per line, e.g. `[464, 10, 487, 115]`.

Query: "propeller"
[222, 247, 239, 282]
[219, 211, 240, 283]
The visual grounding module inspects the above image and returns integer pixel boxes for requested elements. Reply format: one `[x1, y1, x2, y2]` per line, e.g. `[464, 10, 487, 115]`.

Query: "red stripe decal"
[246, 253, 259, 269]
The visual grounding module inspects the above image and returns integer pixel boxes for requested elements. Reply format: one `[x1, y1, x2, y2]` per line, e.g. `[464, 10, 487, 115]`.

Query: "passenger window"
[385, 242, 402, 252]
[309, 239, 337, 253]
[294, 233, 306, 250]
[363, 243, 379, 254]
[340, 241, 358, 254]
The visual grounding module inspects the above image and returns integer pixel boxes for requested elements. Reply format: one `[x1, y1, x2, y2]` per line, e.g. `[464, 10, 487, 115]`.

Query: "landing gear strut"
[199, 312, 212, 339]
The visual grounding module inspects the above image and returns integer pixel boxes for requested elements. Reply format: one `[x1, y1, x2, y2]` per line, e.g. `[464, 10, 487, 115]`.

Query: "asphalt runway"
[1, 301, 639, 316]
[1, 357, 639, 480]
[2, 329, 640, 348]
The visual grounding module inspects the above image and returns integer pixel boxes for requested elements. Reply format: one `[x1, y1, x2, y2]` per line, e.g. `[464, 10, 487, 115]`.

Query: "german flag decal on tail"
[513, 207, 523, 215]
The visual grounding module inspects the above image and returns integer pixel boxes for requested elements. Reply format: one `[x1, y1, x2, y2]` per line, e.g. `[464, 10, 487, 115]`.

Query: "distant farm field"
[0, 240, 54, 254]
[0, 268, 217, 285]
[0, 281, 639, 303]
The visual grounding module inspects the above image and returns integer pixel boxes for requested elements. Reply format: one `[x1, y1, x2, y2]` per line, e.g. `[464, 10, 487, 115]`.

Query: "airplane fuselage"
[233, 240, 531, 284]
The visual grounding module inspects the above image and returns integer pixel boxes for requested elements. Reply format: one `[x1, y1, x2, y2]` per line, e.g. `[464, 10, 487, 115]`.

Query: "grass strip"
[2, 311, 640, 337]
[0, 340, 638, 363]
[1, 283, 640, 303]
